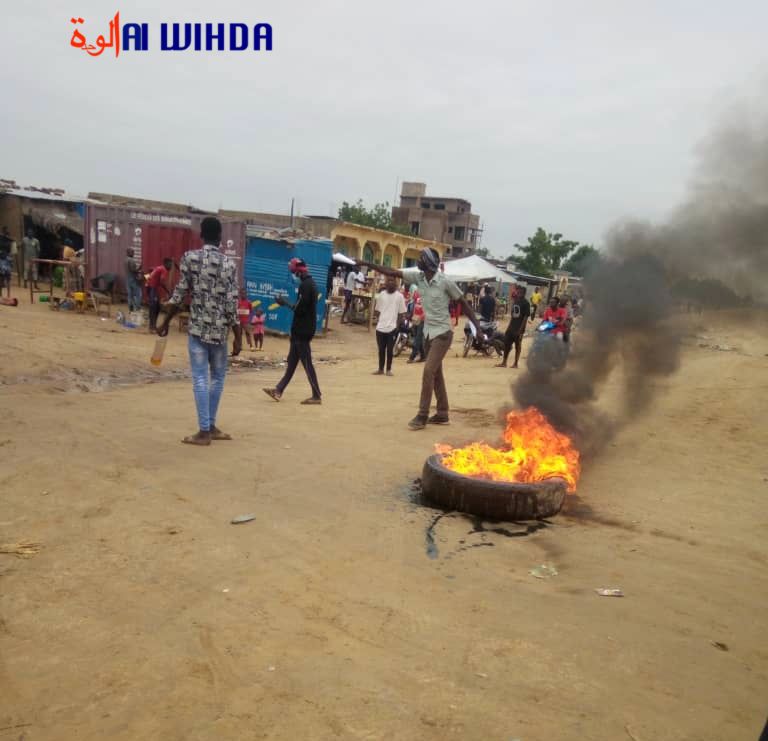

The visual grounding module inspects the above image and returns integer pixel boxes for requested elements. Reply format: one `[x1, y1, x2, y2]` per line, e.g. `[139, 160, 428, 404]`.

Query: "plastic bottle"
[150, 337, 167, 366]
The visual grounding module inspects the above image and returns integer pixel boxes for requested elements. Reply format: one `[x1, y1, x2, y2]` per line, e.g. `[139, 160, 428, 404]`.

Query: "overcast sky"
[2, 1, 767, 256]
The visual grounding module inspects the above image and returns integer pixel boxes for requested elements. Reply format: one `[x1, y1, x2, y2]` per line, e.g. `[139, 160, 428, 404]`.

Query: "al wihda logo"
[69, 12, 273, 57]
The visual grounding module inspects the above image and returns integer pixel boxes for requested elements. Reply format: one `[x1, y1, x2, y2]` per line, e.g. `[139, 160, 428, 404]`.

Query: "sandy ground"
[1, 288, 767, 741]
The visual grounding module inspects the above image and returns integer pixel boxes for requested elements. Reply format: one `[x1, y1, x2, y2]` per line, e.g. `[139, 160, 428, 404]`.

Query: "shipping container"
[84, 203, 246, 296]
[243, 233, 333, 336]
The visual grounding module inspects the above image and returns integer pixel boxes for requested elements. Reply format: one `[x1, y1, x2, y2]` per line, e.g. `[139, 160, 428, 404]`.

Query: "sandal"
[210, 427, 232, 441]
[182, 433, 211, 446]
[300, 397, 322, 405]
[263, 388, 281, 402]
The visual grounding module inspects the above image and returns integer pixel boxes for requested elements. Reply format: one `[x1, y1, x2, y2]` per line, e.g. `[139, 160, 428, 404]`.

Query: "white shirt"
[345, 271, 363, 291]
[375, 290, 407, 333]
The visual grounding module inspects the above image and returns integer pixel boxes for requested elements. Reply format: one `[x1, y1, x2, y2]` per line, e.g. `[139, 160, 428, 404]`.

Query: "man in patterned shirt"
[157, 217, 241, 446]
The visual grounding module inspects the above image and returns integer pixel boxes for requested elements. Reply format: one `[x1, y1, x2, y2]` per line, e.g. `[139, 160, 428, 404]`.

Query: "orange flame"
[436, 407, 580, 492]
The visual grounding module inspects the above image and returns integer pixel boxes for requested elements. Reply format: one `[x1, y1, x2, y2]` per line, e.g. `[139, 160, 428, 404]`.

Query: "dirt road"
[1, 294, 767, 740]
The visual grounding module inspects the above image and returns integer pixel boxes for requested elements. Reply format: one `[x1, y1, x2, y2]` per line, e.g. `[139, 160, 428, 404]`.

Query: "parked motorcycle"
[393, 318, 413, 357]
[527, 320, 569, 373]
[462, 319, 504, 358]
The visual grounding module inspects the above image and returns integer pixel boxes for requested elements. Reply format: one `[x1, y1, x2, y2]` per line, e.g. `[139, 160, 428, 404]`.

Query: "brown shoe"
[263, 388, 281, 402]
[182, 431, 212, 446]
[408, 415, 428, 430]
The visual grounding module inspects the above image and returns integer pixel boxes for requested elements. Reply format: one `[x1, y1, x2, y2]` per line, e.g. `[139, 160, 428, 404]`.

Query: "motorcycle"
[527, 320, 569, 372]
[393, 317, 413, 357]
[462, 319, 505, 358]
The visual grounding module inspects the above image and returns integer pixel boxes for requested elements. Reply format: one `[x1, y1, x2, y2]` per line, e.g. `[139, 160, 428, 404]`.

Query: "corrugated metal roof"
[1, 188, 86, 203]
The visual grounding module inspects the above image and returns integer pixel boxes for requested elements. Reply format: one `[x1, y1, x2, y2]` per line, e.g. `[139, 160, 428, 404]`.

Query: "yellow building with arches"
[331, 222, 449, 269]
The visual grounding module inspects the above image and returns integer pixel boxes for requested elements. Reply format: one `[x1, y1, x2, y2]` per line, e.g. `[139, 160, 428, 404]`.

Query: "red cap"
[288, 257, 308, 274]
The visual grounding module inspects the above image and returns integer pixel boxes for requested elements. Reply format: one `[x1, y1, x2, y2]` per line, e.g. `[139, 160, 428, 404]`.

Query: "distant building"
[332, 222, 449, 268]
[219, 209, 338, 239]
[0, 180, 85, 261]
[391, 182, 481, 258]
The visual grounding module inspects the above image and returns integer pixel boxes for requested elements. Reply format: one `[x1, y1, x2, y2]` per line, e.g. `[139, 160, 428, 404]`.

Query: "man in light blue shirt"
[360, 248, 481, 430]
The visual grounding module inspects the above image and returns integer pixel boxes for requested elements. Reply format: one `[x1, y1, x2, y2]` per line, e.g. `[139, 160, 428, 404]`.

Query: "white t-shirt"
[375, 290, 407, 333]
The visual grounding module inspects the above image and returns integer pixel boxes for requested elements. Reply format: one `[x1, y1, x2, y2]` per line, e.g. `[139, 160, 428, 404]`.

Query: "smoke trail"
[513, 107, 768, 455]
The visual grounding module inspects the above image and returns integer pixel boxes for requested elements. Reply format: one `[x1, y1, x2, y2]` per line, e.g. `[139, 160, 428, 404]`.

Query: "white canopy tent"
[441, 255, 515, 284]
[332, 252, 356, 265]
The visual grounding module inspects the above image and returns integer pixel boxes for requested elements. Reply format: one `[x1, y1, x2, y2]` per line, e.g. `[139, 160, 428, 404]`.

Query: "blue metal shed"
[243, 234, 333, 336]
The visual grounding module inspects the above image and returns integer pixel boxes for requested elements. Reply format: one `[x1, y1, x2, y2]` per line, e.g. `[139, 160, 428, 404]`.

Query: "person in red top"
[234, 290, 253, 354]
[147, 258, 173, 332]
[541, 296, 568, 335]
[251, 308, 265, 351]
[407, 296, 426, 363]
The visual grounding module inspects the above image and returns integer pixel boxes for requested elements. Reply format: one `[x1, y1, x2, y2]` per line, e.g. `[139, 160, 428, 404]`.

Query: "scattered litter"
[222, 588, 230, 593]
[475, 672, 488, 679]
[166, 527, 181, 535]
[595, 588, 624, 597]
[41, 490, 49, 496]
[625, 725, 642, 741]
[283, 445, 291, 450]
[0, 542, 41, 558]
[267, 665, 276, 672]
[711, 641, 729, 652]
[697, 342, 740, 353]
[529, 564, 558, 579]
[230, 514, 256, 524]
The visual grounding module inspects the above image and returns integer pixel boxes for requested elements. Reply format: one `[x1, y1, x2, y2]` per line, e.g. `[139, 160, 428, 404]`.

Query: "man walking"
[373, 275, 407, 376]
[124, 247, 143, 313]
[263, 258, 322, 404]
[156, 217, 240, 446]
[360, 248, 481, 430]
[497, 285, 530, 369]
[21, 229, 40, 288]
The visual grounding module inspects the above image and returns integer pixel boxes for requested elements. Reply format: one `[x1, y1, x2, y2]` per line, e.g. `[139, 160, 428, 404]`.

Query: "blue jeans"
[126, 279, 142, 312]
[188, 334, 228, 432]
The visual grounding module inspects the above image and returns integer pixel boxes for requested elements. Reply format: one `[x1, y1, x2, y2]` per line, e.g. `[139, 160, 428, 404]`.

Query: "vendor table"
[348, 291, 375, 330]
[29, 259, 86, 304]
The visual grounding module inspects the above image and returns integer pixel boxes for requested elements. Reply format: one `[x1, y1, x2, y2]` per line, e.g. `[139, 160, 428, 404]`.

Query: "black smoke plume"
[513, 107, 768, 456]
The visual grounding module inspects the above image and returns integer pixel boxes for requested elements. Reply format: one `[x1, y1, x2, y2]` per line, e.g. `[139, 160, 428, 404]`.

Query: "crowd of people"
[0, 226, 107, 295]
[4, 216, 581, 445]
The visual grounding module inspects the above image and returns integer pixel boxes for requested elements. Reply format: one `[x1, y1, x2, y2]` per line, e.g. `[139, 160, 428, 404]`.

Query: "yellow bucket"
[73, 292, 86, 302]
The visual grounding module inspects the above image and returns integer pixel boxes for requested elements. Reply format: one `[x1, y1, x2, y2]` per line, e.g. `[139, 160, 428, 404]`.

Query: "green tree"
[338, 199, 410, 235]
[562, 244, 601, 276]
[474, 247, 490, 258]
[507, 228, 580, 276]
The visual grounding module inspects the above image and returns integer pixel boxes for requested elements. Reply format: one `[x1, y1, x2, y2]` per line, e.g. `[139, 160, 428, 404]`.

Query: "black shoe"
[427, 414, 450, 425]
[408, 415, 428, 430]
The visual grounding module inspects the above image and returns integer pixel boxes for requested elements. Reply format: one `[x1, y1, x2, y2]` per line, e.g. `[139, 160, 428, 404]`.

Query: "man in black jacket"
[263, 258, 322, 404]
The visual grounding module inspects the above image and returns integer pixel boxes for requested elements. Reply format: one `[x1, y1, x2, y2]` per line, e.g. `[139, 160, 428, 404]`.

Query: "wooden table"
[348, 291, 374, 330]
[28, 257, 72, 304]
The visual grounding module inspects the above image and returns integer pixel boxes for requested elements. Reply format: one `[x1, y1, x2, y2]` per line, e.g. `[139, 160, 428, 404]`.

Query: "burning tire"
[421, 454, 567, 520]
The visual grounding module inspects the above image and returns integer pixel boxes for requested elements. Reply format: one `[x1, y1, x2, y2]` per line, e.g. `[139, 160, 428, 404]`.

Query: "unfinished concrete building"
[391, 182, 481, 257]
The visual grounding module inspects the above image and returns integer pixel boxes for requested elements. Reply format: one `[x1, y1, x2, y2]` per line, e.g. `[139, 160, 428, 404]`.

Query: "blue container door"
[244, 238, 332, 336]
